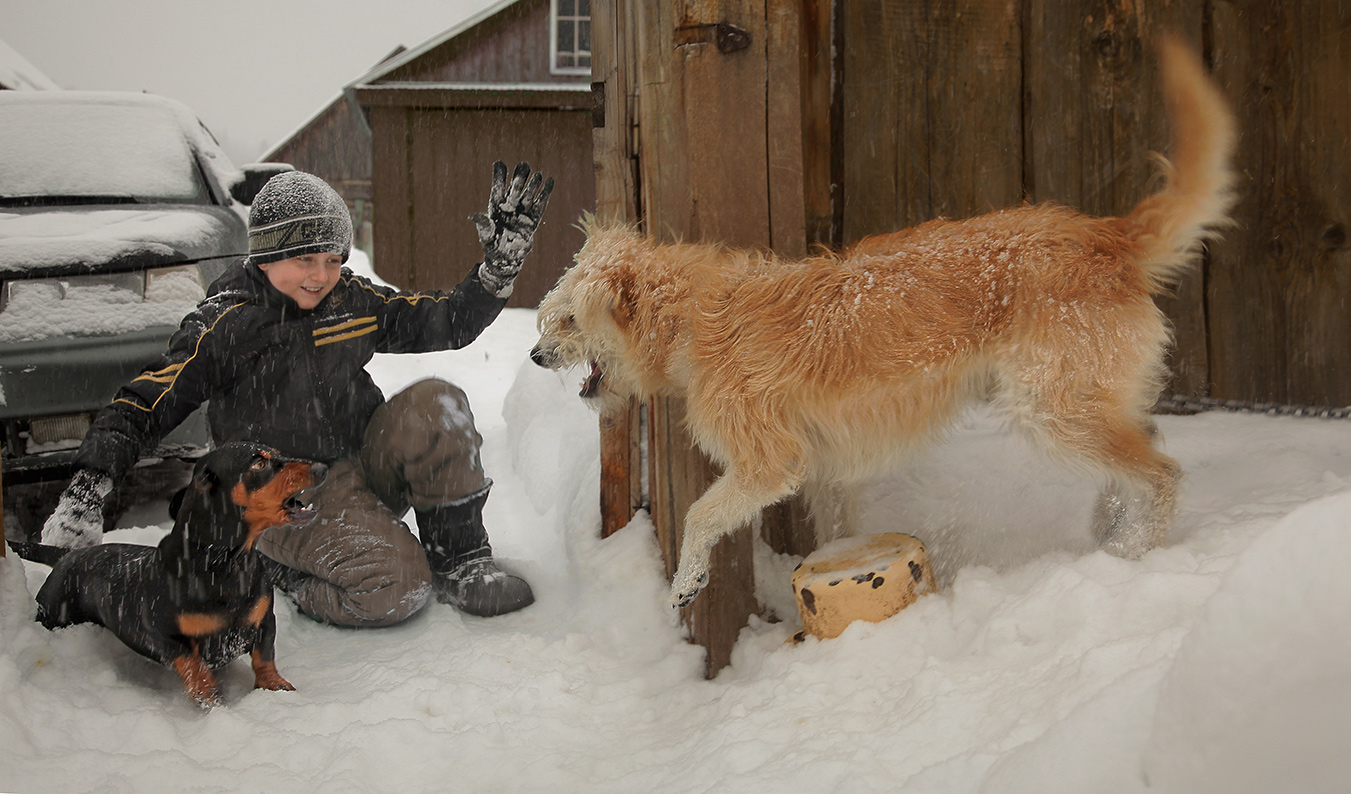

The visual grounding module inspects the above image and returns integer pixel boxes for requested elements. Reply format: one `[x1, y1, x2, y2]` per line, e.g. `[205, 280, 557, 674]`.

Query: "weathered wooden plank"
[1209, 0, 1351, 406]
[800, 0, 838, 249]
[592, 0, 644, 537]
[840, 0, 901, 241]
[673, 1, 772, 246]
[766, 0, 807, 258]
[842, 0, 1022, 243]
[592, 0, 640, 227]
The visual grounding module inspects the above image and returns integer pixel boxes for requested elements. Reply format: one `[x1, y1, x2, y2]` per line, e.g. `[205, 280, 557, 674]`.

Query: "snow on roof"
[347, 0, 523, 88]
[260, 46, 408, 162]
[360, 81, 592, 92]
[0, 37, 60, 90]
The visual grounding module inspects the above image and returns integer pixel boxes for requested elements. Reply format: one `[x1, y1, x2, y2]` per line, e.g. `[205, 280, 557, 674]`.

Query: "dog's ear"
[587, 268, 637, 331]
[169, 487, 187, 519]
[190, 464, 221, 497]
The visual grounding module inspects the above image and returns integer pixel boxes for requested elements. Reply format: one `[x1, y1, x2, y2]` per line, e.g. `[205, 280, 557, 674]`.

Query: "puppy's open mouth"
[283, 491, 319, 526]
[580, 361, 604, 398]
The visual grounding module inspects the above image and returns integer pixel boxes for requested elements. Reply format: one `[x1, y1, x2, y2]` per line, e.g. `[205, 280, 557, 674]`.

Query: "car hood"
[0, 206, 246, 274]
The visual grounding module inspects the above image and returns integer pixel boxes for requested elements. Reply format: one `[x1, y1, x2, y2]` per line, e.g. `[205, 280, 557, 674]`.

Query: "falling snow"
[3, 291, 1350, 792]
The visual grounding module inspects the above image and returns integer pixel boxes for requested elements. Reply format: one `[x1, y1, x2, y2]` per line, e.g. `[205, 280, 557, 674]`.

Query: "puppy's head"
[171, 442, 327, 552]
[531, 218, 660, 412]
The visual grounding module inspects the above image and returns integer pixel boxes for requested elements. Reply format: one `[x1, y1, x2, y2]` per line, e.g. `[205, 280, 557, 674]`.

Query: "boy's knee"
[371, 379, 482, 456]
[365, 378, 488, 508]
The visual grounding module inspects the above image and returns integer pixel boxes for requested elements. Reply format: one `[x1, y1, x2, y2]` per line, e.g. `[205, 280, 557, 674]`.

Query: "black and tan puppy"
[18, 443, 326, 707]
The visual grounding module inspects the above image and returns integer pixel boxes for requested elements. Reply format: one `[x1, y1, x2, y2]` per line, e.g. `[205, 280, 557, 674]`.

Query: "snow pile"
[1143, 490, 1351, 793]
[3, 308, 1351, 793]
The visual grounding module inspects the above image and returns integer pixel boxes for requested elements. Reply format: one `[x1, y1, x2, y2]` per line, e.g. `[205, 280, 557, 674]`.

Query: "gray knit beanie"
[246, 171, 353, 266]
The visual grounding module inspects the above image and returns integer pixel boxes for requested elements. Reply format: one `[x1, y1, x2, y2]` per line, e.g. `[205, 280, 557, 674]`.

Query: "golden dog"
[532, 37, 1236, 607]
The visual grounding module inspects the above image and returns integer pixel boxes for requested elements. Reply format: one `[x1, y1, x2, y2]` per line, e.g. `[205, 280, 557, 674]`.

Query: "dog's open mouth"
[580, 361, 604, 398]
[283, 491, 319, 526]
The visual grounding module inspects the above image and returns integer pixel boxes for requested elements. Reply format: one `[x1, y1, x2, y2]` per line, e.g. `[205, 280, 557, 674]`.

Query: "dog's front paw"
[191, 688, 223, 711]
[669, 568, 710, 608]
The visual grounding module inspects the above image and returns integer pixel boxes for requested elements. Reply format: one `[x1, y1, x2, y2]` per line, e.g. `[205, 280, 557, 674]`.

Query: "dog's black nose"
[529, 346, 553, 368]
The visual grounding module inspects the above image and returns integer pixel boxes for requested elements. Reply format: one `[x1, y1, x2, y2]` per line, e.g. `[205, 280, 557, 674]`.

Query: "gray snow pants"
[254, 378, 489, 627]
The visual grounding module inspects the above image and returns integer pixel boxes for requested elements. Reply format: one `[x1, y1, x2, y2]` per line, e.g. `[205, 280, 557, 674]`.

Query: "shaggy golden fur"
[532, 37, 1237, 606]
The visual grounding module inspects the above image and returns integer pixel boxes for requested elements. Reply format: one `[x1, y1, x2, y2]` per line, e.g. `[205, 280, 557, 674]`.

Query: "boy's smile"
[258, 253, 343, 310]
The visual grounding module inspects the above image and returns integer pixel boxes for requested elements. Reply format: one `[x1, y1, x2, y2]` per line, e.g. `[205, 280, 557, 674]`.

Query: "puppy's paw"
[254, 672, 296, 692]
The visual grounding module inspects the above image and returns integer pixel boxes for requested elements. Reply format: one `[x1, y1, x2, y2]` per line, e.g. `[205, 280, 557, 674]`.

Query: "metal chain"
[1155, 394, 1351, 420]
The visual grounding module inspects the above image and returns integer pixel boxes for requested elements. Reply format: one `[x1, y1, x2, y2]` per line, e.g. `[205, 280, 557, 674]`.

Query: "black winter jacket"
[76, 260, 506, 479]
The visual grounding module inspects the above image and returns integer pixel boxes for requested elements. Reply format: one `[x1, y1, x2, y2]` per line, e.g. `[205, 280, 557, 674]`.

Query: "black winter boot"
[415, 487, 534, 617]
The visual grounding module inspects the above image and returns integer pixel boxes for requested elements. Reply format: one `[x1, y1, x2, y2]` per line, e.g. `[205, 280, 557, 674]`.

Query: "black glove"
[40, 468, 113, 547]
[472, 161, 554, 298]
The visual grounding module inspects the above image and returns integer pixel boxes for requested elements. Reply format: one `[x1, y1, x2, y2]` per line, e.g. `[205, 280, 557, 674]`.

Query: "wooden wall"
[840, 0, 1351, 404]
[358, 86, 595, 307]
[596, 0, 1351, 676]
[381, 0, 580, 86]
[1207, 2, 1351, 406]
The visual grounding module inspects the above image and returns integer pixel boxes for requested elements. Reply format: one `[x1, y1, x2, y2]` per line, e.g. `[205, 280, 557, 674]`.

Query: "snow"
[0, 210, 222, 273]
[0, 93, 208, 201]
[4, 262, 1351, 792]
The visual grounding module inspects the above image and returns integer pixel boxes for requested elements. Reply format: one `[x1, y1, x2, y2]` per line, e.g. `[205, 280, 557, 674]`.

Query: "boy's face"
[258, 253, 343, 310]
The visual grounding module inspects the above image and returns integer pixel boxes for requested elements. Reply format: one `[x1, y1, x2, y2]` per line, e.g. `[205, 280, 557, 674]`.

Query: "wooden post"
[637, 0, 771, 677]
[590, 0, 832, 676]
[592, 0, 645, 538]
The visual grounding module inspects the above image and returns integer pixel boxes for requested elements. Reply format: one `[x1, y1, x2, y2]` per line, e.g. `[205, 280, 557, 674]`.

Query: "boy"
[41, 163, 553, 625]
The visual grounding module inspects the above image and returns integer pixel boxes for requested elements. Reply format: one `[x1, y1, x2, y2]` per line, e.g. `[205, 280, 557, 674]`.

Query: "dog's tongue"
[580, 361, 603, 398]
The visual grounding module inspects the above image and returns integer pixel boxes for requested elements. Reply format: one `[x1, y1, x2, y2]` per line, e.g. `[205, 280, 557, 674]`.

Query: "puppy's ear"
[191, 466, 220, 496]
[169, 487, 187, 519]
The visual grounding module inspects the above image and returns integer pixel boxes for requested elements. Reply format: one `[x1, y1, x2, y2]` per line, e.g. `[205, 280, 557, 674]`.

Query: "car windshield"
[0, 99, 212, 205]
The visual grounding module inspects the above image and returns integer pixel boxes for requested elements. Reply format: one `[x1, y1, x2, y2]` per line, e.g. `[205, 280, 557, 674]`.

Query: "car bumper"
[0, 326, 211, 482]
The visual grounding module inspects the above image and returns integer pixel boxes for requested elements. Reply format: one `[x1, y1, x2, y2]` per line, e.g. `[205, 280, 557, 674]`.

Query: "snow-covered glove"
[472, 161, 554, 298]
[40, 469, 113, 548]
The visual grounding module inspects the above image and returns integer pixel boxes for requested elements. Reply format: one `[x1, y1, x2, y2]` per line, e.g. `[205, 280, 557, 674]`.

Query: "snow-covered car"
[0, 91, 290, 526]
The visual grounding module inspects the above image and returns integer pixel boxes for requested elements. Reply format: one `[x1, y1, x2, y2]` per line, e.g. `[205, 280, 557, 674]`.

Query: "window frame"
[549, 0, 591, 76]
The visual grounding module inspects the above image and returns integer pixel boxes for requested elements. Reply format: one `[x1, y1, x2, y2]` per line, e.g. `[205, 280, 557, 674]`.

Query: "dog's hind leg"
[670, 470, 798, 607]
[1020, 401, 1180, 559]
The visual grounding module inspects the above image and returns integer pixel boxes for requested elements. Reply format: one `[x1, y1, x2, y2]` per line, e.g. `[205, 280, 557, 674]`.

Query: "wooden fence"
[592, 0, 1350, 675]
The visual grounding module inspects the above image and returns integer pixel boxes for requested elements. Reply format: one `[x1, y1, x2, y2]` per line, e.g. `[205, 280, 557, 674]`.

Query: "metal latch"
[675, 22, 752, 54]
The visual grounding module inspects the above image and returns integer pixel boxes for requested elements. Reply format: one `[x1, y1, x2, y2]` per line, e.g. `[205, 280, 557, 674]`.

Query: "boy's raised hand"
[473, 161, 554, 298]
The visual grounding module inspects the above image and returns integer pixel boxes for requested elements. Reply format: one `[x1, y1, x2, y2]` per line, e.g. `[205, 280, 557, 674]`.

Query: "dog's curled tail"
[1127, 35, 1238, 291]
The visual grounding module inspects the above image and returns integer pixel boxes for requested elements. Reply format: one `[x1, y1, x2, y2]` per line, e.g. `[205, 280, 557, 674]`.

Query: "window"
[551, 0, 591, 75]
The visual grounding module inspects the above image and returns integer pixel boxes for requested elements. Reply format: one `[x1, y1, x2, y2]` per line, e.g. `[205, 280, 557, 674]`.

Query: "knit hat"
[246, 171, 353, 266]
